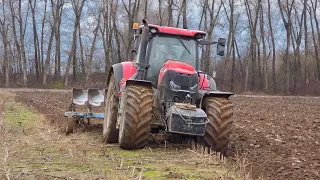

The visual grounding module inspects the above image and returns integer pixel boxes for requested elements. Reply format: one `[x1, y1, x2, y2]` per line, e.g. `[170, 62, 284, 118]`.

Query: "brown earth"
[0, 90, 243, 180]
[10, 90, 320, 179]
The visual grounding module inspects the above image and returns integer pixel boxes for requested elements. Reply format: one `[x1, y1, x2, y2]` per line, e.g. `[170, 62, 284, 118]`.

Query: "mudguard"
[199, 90, 233, 109]
[126, 79, 152, 87]
[107, 62, 137, 93]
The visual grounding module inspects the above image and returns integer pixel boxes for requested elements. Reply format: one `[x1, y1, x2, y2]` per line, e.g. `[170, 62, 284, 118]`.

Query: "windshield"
[148, 36, 197, 67]
[146, 36, 198, 86]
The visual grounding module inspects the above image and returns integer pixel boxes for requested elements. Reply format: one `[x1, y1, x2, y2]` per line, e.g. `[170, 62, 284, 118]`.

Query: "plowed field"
[2, 89, 320, 179]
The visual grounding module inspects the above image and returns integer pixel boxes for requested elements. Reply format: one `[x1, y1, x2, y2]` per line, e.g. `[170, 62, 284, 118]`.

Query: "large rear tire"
[118, 85, 153, 149]
[103, 73, 119, 143]
[203, 97, 233, 155]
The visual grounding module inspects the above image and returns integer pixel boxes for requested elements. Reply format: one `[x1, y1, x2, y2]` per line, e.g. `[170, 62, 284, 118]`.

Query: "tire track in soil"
[13, 90, 320, 179]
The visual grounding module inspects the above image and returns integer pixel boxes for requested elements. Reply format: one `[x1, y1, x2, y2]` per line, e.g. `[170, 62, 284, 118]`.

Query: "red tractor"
[103, 20, 233, 154]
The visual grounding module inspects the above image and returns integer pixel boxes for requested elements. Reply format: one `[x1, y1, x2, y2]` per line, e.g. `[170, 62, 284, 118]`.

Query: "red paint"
[140, 24, 206, 38]
[119, 61, 136, 94]
[158, 60, 197, 87]
[198, 73, 210, 90]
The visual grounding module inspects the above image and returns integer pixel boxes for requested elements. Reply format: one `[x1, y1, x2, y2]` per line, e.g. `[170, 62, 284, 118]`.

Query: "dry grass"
[0, 93, 14, 180]
[187, 142, 253, 180]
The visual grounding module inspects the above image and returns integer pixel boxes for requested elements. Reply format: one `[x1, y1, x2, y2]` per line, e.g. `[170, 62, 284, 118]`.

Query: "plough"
[64, 88, 105, 134]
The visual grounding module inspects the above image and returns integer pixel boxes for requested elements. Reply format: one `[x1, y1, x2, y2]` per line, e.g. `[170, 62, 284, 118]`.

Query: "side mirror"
[198, 39, 215, 45]
[217, 38, 226, 56]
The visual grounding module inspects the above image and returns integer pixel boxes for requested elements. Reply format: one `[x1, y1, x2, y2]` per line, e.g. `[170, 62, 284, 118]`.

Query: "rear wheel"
[118, 85, 153, 149]
[103, 73, 119, 143]
[203, 97, 233, 155]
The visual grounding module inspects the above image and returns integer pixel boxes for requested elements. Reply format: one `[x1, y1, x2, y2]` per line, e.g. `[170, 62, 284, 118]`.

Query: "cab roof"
[138, 24, 206, 38]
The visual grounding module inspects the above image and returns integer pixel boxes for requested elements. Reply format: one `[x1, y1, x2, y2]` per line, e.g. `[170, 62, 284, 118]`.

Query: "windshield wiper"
[177, 36, 191, 54]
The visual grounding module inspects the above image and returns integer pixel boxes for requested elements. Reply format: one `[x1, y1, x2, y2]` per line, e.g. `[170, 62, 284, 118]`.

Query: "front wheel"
[203, 97, 233, 155]
[118, 85, 154, 149]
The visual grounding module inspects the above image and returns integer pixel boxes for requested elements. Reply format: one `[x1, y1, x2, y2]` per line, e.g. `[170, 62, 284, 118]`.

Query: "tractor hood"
[158, 60, 199, 104]
[161, 60, 197, 75]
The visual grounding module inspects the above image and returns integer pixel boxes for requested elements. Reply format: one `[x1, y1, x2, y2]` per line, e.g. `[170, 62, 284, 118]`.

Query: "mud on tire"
[203, 97, 233, 155]
[103, 73, 120, 143]
[118, 85, 153, 149]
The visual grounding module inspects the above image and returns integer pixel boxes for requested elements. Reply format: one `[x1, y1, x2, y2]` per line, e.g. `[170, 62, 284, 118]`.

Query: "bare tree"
[122, 0, 140, 61]
[29, 0, 41, 81]
[223, 0, 239, 90]
[9, 0, 29, 87]
[267, 0, 276, 93]
[101, 0, 112, 74]
[259, 1, 268, 91]
[0, 0, 318, 95]
[198, 0, 208, 30]
[42, 25, 55, 85]
[309, 0, 320, 81]
[64, 0, 86, 87]
[168, 0, 173, 26]
[201, 0, 222, 73]
[40, 0, 49, 77]
[143, 0, 148, 18]
[9, 1, 22, 76]
[85, 12, 101, 84]
[303, 0, 308, 94]
[0, 1, 10, 87]
[18, 0, 29, 87]
[182, 0, 187, 29]
[51, 0, 64, 80]
[112, 0, 121, 64]
[158, 0, 163, 25]
[245, 0, 261, 91]
[290, 2, 305, 93]
[278, 0, 294, 94]
[78, 23, 85, 74]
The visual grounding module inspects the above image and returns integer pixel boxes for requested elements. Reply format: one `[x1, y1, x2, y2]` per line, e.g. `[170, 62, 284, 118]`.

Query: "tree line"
[0, 0, 319, 95]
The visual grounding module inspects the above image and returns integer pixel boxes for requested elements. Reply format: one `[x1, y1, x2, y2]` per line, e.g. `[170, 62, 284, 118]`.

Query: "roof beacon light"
[133, 23, 139, 29]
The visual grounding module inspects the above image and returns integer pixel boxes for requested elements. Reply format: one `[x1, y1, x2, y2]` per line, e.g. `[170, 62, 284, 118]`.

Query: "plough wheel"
[203, 97, 233, 155]
[66, 116, 79, 135]
[118, 85, 153, 149]
[103, 73, 120, 143]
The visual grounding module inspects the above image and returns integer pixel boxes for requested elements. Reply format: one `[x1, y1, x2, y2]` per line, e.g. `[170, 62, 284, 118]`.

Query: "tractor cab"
[64, 20, 233, 154]
[132, 23, 226, 109]
[133, 24, 207, 87]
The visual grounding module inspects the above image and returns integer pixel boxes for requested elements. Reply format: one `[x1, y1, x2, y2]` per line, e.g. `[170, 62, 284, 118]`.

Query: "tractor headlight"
[170, 80, 181, 90]
[190, 84, 198, 91]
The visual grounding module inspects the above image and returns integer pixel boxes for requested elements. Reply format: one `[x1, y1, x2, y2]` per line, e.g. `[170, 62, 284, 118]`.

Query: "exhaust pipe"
[134, 19, 149, 80]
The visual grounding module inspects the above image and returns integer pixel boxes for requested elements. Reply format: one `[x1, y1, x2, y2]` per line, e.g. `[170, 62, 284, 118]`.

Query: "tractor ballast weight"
[167, 103, 207, 136]
[65, 19, 234, 154]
